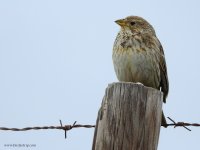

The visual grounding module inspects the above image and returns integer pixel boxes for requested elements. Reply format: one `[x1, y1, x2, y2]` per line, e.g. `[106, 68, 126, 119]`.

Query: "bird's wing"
[159, 43, 169, 103]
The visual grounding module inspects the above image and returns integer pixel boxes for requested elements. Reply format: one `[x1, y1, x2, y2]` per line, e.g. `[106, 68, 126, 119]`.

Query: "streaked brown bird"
[112, 16, 169, 126]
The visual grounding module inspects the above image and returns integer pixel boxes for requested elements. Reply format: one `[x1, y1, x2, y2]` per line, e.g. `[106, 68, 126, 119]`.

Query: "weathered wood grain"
[92, 82, 163, 150]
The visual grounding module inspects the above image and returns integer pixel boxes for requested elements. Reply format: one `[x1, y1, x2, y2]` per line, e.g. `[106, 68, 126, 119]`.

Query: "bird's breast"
[112, 37, 160, 88]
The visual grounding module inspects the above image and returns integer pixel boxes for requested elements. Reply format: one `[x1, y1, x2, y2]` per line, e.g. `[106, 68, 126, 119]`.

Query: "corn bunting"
[112, 16, 169, 126]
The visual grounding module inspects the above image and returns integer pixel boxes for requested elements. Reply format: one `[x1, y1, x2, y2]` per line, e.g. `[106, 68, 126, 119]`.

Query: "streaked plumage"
[112, 16, 169, 126]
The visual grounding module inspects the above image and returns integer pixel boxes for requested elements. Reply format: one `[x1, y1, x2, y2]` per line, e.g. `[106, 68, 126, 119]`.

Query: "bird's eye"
[130, 21, 136, 26]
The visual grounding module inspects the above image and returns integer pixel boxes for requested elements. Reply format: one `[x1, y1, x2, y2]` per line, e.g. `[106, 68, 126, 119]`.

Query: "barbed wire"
[163, 117, 200, 131]
[0, 120, 95, 139]
[0, 118, 200, 138]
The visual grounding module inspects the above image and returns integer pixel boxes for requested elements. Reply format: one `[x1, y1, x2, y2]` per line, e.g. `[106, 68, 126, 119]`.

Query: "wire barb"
[160, 117, 199, 131]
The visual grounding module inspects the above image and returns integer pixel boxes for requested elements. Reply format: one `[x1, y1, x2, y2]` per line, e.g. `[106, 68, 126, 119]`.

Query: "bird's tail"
[161, 111, 167, 128]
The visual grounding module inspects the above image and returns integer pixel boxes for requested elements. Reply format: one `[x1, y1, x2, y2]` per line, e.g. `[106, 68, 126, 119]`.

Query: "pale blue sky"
[0, 0, 200, 149]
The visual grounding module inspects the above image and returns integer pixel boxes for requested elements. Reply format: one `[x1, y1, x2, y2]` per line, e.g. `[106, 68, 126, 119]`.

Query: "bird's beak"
[115, 19, 126, 27]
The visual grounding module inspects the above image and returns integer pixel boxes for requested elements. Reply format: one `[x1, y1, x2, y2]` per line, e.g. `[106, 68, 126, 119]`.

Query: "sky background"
[0, 0, 200, 149]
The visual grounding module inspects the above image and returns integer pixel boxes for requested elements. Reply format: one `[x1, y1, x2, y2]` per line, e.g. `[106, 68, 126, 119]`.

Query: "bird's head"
[115, 16, 156, 35]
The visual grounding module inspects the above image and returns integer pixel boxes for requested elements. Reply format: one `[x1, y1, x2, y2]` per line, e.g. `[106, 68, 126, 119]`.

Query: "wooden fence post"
[92, 82, 163, 150]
